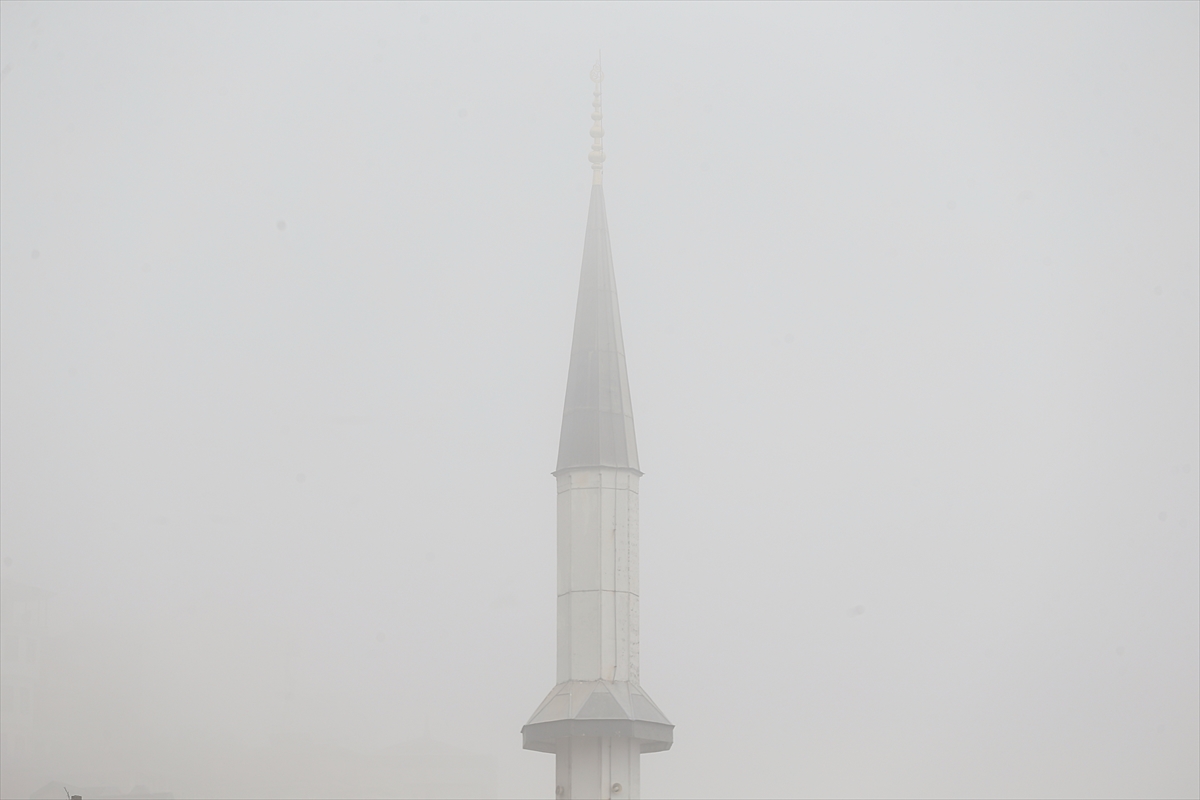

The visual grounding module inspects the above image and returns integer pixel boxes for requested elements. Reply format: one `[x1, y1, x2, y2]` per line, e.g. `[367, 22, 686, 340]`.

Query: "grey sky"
[1, 2, 1197, 798]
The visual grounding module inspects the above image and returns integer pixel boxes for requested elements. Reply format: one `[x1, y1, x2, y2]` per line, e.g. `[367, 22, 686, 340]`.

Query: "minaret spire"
[523, 62, 673, 800]
[555, 66, 638, 473]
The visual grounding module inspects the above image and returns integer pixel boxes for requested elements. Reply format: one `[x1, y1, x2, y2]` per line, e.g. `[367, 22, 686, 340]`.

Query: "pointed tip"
[588, 57, 605, 182]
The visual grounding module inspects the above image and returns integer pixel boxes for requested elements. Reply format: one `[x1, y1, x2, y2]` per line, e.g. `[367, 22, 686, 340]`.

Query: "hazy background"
[2, 2, 1197, 798]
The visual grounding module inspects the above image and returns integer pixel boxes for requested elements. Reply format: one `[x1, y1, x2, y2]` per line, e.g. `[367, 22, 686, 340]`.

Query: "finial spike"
[588, 56, 605, 184]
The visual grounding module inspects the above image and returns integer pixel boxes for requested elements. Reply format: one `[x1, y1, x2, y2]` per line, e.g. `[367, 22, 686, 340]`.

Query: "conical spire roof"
[556, 184, 639, 472]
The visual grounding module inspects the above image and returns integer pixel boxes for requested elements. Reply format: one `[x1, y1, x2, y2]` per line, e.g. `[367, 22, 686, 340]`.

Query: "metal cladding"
[556, 183, 640, 474]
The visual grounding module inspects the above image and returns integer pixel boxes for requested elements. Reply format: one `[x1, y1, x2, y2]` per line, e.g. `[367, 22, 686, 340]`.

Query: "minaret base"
[524, 680, 672, 799]
[556, 736, 640, 800]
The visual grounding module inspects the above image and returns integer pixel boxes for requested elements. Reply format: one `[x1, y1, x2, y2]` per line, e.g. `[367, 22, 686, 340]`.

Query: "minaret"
[522, 59, 673, 800]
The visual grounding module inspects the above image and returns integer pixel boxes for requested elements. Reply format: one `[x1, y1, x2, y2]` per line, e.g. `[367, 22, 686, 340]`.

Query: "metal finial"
[589, 54, 605, 184]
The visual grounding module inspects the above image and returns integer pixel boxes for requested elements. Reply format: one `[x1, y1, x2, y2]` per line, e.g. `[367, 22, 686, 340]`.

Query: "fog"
[1, 2, 1197, 798]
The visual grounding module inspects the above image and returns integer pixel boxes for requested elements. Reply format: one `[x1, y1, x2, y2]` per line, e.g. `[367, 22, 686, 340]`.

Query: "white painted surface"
[557, 467, 640, 684]
[556, 736, 640, 800]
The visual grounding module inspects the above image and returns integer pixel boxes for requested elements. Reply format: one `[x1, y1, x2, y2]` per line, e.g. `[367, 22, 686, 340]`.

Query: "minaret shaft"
[557, 468, 640, 684]
[557, 736, 640, 800]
